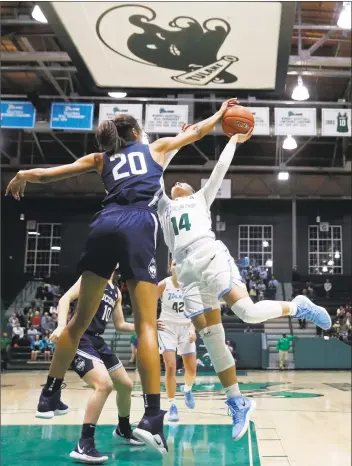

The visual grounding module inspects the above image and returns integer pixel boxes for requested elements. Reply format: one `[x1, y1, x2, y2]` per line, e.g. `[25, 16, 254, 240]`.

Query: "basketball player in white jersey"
[157, 260, 197, 422]
[159, 129, 331, 442]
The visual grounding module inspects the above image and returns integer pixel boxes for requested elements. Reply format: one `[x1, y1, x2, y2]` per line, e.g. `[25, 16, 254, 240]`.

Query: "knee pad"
[199, 324, 234, 374]
[231, 297, 261, 324]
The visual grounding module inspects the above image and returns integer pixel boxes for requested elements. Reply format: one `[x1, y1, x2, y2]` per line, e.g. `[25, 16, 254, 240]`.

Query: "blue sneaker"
[168, 404, 179, 422]
[226, 396, 256, 441]
[181, 386, 195, 409]
[293, 295, 331, 330]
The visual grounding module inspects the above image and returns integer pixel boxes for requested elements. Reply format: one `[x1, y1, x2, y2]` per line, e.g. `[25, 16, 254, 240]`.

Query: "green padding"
[295, 338, 352, 369]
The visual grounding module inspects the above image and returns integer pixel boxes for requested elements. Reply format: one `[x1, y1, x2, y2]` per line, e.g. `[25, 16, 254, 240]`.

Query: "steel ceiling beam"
[32, 133, 46, 163]
[284, 137, 315, 166]
[0, 19, 45, 25]
[51, 133, 78, 160]
[293, 24, 349, 31]
[307, 30, 334, 55]
[1, 65, 77, 72]
[289, 56, 351, 67]
[0, 51, 71, 62]
[1, 95, 350, 107]
[287, 69, 351, 77]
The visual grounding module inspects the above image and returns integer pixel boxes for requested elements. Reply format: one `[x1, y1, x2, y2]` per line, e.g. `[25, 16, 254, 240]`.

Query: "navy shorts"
[79, 204, 159, 283]
[71, 333, 122, 378]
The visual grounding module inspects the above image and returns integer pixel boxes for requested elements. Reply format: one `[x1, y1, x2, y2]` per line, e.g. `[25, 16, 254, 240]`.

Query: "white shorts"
[158, 322, 196, 356]
[176, 240, 246, 319]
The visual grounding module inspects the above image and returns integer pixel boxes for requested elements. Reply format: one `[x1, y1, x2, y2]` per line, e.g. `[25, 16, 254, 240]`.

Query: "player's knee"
[231, 297, 262, 324]
[118, 377, 133, 394]
[199, 324, 234, 374]
[95, 378, 113, 394]
[164, 356, 177, 373]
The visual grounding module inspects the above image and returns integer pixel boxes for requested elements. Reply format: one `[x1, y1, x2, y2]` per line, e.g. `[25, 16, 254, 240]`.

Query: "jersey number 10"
[171, 213, 191, 236]
[102, 305, 113, 322]
[112, 152, 148, 181]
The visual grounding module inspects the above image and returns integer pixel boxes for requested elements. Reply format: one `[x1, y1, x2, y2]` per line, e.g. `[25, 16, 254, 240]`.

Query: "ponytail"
[96, 120, 125, 153]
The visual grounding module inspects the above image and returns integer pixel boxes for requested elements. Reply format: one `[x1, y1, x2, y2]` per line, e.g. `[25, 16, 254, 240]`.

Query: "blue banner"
[1, 101, 36, 128]
[50, 103, 94, 131]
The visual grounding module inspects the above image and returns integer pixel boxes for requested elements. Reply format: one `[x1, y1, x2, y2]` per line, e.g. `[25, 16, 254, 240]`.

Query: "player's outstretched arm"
[150, 98, 239, 167]
[50, 277, 82, 342]
[5, 152, 103, 200]
[112, 290, 135, 333]
[200, 129, 253, 207]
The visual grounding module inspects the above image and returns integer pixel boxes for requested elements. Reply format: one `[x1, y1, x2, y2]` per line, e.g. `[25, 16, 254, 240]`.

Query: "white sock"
[169, 398, 176, 405]
[224, 383, 241, 399]
[183, 384, 193, 392]
[289, 301, 298, 316]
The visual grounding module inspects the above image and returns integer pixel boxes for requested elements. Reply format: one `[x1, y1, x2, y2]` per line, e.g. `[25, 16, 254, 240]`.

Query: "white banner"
[201, 178, 231, 198]
[321, 108, 351, 137]
[145, 105, 188, 133]
[98, 103, 143, 126]
[275, 108, 317, 136]
[250, 107, 270, 135]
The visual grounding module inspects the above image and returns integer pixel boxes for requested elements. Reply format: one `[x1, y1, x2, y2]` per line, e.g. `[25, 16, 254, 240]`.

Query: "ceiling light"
[265, 260, 273, 267]
[328, 260, 334, 266]
[278, 171, 289, 181]
[282, 135, 297, 150]
[108, 92, 127, 98]
[263, 241, 269, 248]
[337, 2, 351, 29]
[28, 231, 40, 236]
[291, 76, 310, 101]
[322, 265, 328, 273]
[334, 251, 341, 259]
[51, 246, 61, 251]
[31, 5, 48, 23]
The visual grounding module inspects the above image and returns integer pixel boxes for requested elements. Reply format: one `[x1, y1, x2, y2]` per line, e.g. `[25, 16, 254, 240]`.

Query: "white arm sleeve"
[198, 140, 237, 207]
[163, 149, 179, 171]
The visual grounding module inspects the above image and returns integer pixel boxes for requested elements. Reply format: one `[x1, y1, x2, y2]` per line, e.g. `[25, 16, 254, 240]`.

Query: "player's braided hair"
[96, 114, 141, 153]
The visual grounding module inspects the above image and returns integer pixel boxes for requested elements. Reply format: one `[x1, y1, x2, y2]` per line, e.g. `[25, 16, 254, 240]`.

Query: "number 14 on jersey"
[171, 213, 191, 236]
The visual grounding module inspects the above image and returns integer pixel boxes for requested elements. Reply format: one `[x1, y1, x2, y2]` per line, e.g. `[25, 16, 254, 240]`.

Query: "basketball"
[221, 106, 255, 137]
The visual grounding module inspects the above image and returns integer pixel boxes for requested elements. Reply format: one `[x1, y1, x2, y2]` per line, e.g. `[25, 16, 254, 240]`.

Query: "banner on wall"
[98, 103, 143, 126]
[0, 101, 36, 128]
[145, 105, 188, 133]
[250, 107, 270, 135]
[274, 107, 317, 135]
[50, 103, 94, 130]
[201, 178, 231, 198]
[321, 108, 351, 137]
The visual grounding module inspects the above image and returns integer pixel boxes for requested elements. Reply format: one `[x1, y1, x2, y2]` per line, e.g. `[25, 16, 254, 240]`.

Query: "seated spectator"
[257, 280, 266, 301]
[8, 313, 19, 333]
[49, 304, 58, 315]
[249, 286, 257, 303]
[268, 276, 278, 299]
[31, 335, 44, 361]
[43, 286, 54, 313]
[31, 310, 42, 329]
[1, 332, 11, 371]
[41, 312, 52, 332]
[47, 312, 58, 332]
[27, 325, 40, 343]
[307, 285, 315, 300]
[12, 323, 24, 344]
[43, 335, 55, 361]
[324, 278, 332, 298]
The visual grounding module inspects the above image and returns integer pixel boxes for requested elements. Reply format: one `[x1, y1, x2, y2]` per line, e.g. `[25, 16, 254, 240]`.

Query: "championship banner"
[250, 107, 270, 135]
[321, 108, 351, 137]
[50, 103, 94, 131]
[145, 105, 188, 134]
[0, 101, 36, 129]
[98, 103, 143, 126]
[201, 178, 231, 198]
[274, 108, 317, 136]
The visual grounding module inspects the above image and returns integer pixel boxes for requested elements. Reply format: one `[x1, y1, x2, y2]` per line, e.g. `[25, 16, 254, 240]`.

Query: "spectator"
[12, 323, 24, 344]
[324, 279, 332, 298]
[41, 312, 51, 332]
[43, 335, 55, 361]
[307, 285, 315, 300]
[49, 312, 58, 331]
[226, 339, 237, 362]
[276, 333, 294, 371]
[1, 332, 11, 371]
[35, 286, 45, 301]
[27, 325, 40, 343]
[257, 280, 266, 301]
[31, 335, 44, 361]
[8, 313, 19, 329]
[43, 286, 54, 313]
[129, 332, 138, 365]
[299, 317, 306, 329]
[31, 310, 42, 329]
[249, 286, 257, 303]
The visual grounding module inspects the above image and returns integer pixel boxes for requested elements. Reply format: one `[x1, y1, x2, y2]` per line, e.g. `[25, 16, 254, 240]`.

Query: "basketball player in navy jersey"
[5, 98, 238, 454]
[45, 270, 141, 463]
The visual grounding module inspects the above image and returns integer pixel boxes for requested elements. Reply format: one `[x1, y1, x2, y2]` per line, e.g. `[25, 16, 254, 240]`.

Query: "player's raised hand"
[5, 172, 26, 200]
[219, 98, 240, 116]
[49, 326, 64, 343]
[231, 127, 254, 144]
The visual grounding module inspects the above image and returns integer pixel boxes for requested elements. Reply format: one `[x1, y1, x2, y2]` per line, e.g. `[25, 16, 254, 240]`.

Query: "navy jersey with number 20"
[101, 141, 164, 211]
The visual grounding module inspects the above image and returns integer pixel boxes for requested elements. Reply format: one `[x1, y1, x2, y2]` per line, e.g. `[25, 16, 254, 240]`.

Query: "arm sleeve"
[163, 149, 179, 171]
[198, 140, 237, 208]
